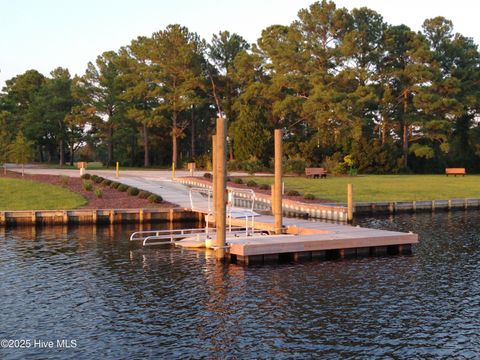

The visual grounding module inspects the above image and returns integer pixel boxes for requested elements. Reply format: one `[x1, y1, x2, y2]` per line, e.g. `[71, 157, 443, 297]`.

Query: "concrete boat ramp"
[174, 215, 418, 265]
[11, 166, 418, 265]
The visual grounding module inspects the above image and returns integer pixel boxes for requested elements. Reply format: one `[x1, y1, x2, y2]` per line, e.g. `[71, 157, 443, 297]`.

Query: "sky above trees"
[2, 0, 479, 175]
[1, 0, 479, 88]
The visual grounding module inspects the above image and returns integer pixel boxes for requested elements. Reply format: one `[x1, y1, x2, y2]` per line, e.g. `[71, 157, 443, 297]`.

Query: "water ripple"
[0, 213, 480, 359]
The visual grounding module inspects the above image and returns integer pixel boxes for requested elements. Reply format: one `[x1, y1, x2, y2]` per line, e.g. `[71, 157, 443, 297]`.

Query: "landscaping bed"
[0, 171, 175, 210]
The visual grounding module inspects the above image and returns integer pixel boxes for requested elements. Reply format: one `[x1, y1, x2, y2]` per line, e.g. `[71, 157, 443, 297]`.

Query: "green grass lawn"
[244, 175, 480, 203]
[0, 178, 87, 210]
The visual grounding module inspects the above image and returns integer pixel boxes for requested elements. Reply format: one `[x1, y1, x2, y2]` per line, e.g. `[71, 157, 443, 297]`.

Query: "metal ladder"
[130, 226, 268, 247]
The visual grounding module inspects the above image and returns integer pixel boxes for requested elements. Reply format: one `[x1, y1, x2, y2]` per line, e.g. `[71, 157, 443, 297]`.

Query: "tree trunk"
[69, 144, 74, 166]
[143, 123, 149, 167]
[190, 106, 195, 159]
[402, 123, 409, 168]
[22, 163, 24, 177]
[48, 146, 54, 163]
[107, 125, 114, 167]
[172, 112, 177, 168]
[59, 139, 65, 166]
[381, 117, 386, 145]
[38, 146, 43, 163]
[402, 90, 409, 169]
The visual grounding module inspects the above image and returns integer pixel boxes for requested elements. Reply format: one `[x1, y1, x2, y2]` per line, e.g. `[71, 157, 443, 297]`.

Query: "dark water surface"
[1, 212, 480, 359]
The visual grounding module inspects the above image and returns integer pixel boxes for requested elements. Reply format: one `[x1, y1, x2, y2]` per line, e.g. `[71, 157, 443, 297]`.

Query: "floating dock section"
[177, 216, 418, 265]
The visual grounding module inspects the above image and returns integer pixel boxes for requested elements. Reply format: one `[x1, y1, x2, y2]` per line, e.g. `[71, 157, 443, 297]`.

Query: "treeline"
[1, 0, 480, 174]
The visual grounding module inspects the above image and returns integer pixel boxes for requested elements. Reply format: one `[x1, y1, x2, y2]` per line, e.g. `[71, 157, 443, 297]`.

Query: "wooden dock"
[177, 215, 418, 265]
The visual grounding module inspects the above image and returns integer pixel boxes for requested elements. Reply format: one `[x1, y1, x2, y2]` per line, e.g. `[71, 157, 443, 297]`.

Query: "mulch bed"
[190, 176, 333, 204]
[0, 171, 176, 209]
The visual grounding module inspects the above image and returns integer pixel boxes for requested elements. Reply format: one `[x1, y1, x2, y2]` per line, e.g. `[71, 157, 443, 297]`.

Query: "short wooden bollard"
[116, 161, 119, 178]
[347, 184, 353, 222]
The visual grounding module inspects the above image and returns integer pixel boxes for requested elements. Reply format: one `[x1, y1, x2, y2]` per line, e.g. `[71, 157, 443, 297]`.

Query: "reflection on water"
[1, 212, 480, 359]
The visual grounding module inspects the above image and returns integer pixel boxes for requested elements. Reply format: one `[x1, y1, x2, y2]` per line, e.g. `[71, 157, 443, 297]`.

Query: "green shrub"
[242, 156, 263, 175]
[322, 155, 346, 176]
[94, 187, 103, 198]
[233, 178, 243, 184]
[227, 159, 242, 172]
[303, 193, 316, 200]
[82, 180, 93, 191]
[246, 180, 257, 187]
[91, 174, 99, 181]
[59, 175, 69, 185]
[101, 179, 112, 186]
[138, 191, 150, 199]
[127, 187, 139, 196]
[259, 183, 270, 190]
[284, 157, 307, 176]
[92, 175, 103, 184]
[118, 184, 128, 192]
[147, 194, 163, 203]
[81, 173, 91, 180]
[286, 189, 300, 196]
[193, 153, 211, 170]
[110, 182, 120, 189]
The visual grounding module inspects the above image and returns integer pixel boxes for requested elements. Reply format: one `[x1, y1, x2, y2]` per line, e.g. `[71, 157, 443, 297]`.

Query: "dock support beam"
[214, 117, 227, 260]
[274, 129, 283, 235]
[347, 183, 353, 223]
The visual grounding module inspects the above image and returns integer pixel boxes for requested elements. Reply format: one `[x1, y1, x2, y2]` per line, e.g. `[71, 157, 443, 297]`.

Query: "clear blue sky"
[1, 0, 479, 88]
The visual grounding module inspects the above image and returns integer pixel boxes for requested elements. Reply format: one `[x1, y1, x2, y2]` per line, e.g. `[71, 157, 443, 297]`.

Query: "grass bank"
[0, 178, 87, 210]
[243, 175, 480, 203]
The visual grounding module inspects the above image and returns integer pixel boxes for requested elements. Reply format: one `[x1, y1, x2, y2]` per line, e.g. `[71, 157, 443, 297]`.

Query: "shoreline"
[0, 208, 199, 226]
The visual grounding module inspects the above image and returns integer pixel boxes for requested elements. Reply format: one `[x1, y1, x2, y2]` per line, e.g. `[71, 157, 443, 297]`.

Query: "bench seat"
[305, 167, 327, 179]
[445, 168, 466, 176]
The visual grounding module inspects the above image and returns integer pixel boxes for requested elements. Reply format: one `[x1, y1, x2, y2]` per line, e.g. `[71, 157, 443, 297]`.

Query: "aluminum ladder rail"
[130, 227, 215, 246]
[130, 226, 262, 247]
[130, 226, 269, 247]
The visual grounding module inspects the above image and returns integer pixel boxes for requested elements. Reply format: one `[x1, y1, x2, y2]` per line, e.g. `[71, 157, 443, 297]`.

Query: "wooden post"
[212, 135, 216, 219]
[116, 161, 119, 178]
[347, 183, 353, 222]
[274, 129, 283, 234]
[214, 117, 227, 260]
[271, 184, 275, 215]
[171, 162, 175, 179]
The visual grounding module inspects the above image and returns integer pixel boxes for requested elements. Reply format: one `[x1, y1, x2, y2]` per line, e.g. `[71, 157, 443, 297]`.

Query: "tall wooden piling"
[214, 117, 227, 259]
[212, 134, 217, 218]
[348, 183, 353, 222]
[274, 129, 283, 234]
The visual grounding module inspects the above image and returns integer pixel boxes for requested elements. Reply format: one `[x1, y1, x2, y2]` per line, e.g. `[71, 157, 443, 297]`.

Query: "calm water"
[1, 212, 480, 359]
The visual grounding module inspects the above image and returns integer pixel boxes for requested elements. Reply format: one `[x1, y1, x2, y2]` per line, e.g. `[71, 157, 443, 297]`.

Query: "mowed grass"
[244, 175, 480, 203]
[0, 178, 86, 210]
